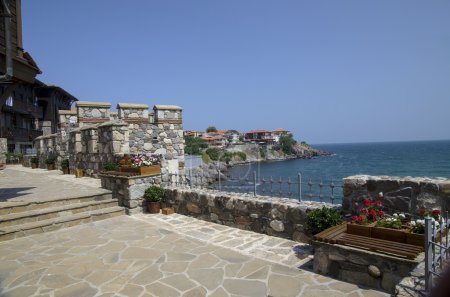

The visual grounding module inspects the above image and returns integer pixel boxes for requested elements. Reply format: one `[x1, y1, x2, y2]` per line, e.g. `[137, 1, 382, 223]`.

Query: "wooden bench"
[313, 223, 424, 259]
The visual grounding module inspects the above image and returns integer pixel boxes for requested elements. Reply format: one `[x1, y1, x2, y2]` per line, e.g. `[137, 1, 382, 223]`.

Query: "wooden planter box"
[120, 165, 161, 175]
[371, 227, 408, 243]
[346, 222, 376, 237]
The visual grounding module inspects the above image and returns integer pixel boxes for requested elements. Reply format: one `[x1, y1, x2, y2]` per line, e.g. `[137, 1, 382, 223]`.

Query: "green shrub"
[61, 159, 69, 168]
[236, 151, 247, 161]
[206, 148, 220, 161]
[144, 185, 165, 202]
[279, 133, 297, 155]
[45, 157, 55, 165]
[259, 147, 266, 159]
[103, 162, 117, 171]
[184, 136, 208, 155]
[201, 152, 210, 164]
[30, 156, 39, 164]
[306, 207, 342, 235]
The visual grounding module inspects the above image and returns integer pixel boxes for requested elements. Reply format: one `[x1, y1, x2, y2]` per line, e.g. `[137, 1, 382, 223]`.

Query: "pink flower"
[360, 209, 368, 214]
[364, 199, 371, 207]
[432, 209, 441, 216]
[379, 211, 385, 217]
[358, 216, 364, 222]
[352, 216, 358, 222]
[369, 210, 377, 217]
[375, 200, 382, 206]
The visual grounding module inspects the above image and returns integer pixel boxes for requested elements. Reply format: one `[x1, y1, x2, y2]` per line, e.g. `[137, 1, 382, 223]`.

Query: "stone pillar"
[153, 105, 182, 127]
[98, 122, 129, 155]
[76, 101, 111, 126]
[58, 110, 78, 129]
[117, 103, 149, 123]
[0, 138, 6, 167]
[80, 126, 99, 154]
[41, 121, 52, 136]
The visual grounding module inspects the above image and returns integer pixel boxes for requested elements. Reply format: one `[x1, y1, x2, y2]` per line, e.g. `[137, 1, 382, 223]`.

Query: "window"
[5, 95, 13, 107]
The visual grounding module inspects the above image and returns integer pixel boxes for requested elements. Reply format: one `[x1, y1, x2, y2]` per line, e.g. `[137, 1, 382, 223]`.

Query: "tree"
[184, 136, 207, 155]
[206, 126, 217, 133]
[279, 133, 297, 155]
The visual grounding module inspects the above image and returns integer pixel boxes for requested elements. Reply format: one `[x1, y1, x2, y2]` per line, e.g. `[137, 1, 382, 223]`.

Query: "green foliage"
[205, 148, 220, 161]
[236, 151, 247, 161]
[30, 156, 39, 164]
[206, 126, 217, 133]
[45, 157, 55, 165]
[279, 133, 297, 155]
[259, 147, 266, 159]
[201, 152, 210, 164]
[144, 185, 165, 202]
[300, 141, 310, 148]
[306, 207, 342, 235]
[239, 135, 244, 142]
[61, 159, 70, 169]
[103, 162, 117, 171]
[184, 136, 208, 155]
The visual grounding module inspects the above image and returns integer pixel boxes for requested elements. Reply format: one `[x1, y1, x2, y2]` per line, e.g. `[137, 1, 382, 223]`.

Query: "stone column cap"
[153, 105, 182, 111]
[98, 120, 129, 127]
[58, 110, 77, 115]
[117, 103, 149, 109]
[77, 101, 112, 108]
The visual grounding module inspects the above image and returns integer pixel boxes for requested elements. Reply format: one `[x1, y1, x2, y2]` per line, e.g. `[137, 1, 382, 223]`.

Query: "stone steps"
[0, 193, 113, 215]
[0, 199, 120, 228]
[0, 206, 125, 242]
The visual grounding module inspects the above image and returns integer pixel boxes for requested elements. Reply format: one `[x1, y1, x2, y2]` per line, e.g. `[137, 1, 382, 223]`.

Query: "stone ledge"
[98, 120, 129, 127]
[99, 172, 161, 180]
[76, 101, 112, 108]
[117, 103, 149, 109]
[58, 110, 77, 115]
[154, 105, 182, 111]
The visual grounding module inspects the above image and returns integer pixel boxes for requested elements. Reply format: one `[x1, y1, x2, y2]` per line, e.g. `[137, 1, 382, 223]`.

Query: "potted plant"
[306, 206, 342, 235]
[45, 157, 56, 170]
[144, 185, 165, 214]
[348, 197, 384, 236]
[61, 159, 70, 174]
[118, 154, 161, 175]
[103, 162, 118, 172]
[30, 156, 39, 169]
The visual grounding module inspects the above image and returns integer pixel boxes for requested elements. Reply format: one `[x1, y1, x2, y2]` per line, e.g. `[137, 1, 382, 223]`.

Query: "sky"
[22, 1, 450, 144]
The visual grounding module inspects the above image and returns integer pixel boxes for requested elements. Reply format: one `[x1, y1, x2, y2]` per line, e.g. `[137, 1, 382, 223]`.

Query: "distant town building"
[272, 128, 290, 143]
[244, 129, 274, 144]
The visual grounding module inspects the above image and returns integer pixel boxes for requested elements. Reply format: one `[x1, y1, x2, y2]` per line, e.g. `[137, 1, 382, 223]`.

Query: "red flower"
[379, 211, 385, 217]
[360, 209, 368, 214]
[352, 216, 358, 222]
[419, 207, 426, 215]
[364, 199, 371, 207]
[369, 210, 377, 217]
[375, 200, 382, 206]
[432, 209, 441, 216]
[358, 216, 364, 222]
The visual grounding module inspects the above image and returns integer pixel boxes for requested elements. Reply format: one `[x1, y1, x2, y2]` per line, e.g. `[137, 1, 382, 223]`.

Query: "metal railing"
[424, 211, 450, 294]
[166, 171, 343, 204]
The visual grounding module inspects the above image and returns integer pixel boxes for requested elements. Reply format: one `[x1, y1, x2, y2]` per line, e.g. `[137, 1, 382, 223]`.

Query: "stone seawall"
[162, 188, 339, 242]
[343, 175, 450, 215]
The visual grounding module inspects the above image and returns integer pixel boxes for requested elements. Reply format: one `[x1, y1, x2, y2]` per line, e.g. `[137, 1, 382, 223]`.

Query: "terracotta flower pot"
[62, 167, 70, 175]
[75, 169, 83, 178]
[31, 163, 37, 169]
[47, 164, 55, 170]
[147, 201, 161, 214]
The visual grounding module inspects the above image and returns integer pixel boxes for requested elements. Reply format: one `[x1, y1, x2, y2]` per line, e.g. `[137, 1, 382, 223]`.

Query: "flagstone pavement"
[0, 214, 389, 297]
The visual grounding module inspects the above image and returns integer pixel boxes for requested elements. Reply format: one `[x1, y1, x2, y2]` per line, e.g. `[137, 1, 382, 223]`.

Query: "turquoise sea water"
[224, 140, 450, 200]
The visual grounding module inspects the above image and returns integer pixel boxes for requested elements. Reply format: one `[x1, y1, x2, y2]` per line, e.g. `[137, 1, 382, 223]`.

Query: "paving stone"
[160, 261, 190, 273]
[146, 282, 180, 297]
[160, 274, 197, 292]
[119, 284, 144, 296]
[268, 274, 304, 297]
[223, 279, 267, 296]
[182, 286, 208, 297]
[0, 285, 39, 297]
[53, 282, 98, 297]
[209, 287, 229, 297]
[189, 253, 221, 269]
[187, 268, 224, 290]
[130, 267, 164, 285]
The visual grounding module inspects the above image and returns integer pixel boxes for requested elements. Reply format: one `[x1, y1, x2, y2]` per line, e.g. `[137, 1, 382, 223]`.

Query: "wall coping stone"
[98, 120, 129, 127]
[153, 105, 182, 111]
[117, 103, 149, 109]
[344, 175, 449, 184]
[99, 172, 161, 180]
[69, 128, 82, 134]
[58, 110, 77, 115]
[79, 124, 101, 131]
[77, 101, 112, 108]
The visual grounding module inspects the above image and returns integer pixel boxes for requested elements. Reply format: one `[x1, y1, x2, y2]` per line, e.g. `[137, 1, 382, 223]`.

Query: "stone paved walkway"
[0, 165, 109, 203]
[0, 214, 389, 297]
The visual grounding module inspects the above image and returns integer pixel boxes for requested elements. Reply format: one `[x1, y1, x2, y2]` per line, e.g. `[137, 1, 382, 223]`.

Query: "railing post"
[189, 169, 192, 189]
[425, 216, 433, 292]
[298, 172, 302, 202]
[253, 171, 257, 197]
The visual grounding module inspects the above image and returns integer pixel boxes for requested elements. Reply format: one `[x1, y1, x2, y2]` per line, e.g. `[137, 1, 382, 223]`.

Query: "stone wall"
[100, 173, 162, 215]
[162, 188, 338, 242]
[0, 138, 6, 166]
[35, 101, 184, 177]
[343, 175, 450, 215]
[312, 240, 421, 293]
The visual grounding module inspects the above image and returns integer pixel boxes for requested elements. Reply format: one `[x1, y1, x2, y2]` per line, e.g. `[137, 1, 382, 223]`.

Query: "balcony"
[0, 127, 43, 142]
[2, 100, 44, 118]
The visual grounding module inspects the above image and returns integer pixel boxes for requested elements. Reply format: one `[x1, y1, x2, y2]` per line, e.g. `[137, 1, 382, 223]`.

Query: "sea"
[223, 140, 450, 202]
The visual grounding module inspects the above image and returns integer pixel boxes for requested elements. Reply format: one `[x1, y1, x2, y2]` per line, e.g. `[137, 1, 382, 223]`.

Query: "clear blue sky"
[23, 1, 450, 144]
